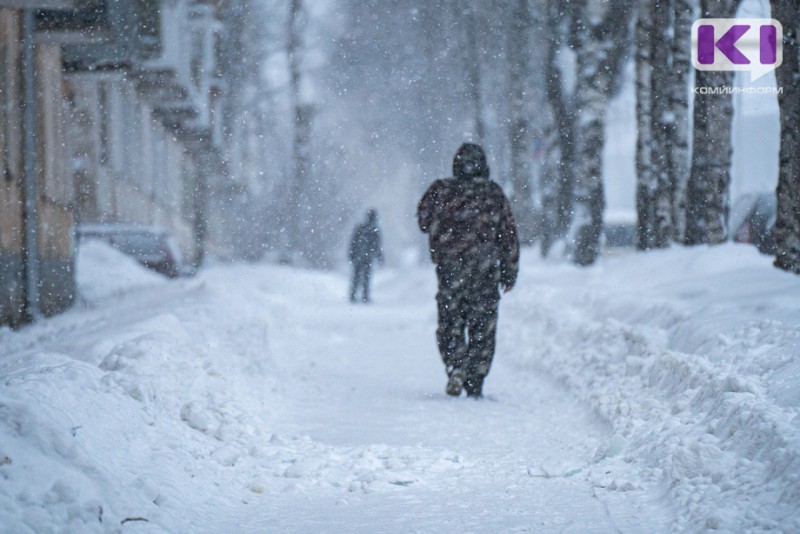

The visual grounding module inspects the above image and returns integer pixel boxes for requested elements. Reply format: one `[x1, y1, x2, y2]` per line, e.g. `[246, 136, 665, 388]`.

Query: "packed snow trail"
[0, 243, 672, 533]
[218, 265, 671, 532]
[4, 243, 799, 532]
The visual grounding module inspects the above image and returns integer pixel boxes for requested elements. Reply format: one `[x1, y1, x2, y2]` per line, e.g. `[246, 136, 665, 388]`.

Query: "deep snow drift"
[0, 241, 798, 532]
[501, 245, 800, 531]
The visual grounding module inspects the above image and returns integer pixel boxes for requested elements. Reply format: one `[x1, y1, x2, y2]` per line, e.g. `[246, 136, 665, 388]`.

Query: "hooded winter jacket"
[417, 144, 519, 288]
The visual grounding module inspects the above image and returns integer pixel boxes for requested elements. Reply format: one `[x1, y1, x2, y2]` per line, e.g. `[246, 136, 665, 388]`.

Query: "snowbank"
[76, 240, 167, 303]
[1, 241, 798, 532]
[502, 243, 800, 532]
[0, 256, 464, 532]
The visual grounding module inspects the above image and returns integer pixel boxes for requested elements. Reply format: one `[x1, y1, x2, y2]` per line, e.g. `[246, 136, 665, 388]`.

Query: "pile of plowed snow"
[76, 240, 166, 303]
[501, 244, 800, 532]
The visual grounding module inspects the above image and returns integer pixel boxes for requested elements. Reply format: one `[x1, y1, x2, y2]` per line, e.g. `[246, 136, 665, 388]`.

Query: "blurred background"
[0, 0, 794, 327]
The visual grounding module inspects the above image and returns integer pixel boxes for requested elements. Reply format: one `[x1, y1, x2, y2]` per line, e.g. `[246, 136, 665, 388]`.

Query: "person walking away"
[349, 209, 384, 303]
[417, 143, 519, 398]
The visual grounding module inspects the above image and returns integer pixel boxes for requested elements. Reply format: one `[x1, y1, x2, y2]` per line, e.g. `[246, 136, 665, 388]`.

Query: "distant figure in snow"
[349, 209, 384, 303]
[417, 143, 519, 398]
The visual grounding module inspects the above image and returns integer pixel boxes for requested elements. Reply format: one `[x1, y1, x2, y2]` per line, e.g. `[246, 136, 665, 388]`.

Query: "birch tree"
[636, 0, 694, 250]
[540, 0, 577, 257]
[684, 0, 742, 245]
[286, 0, 313, 262]
[448, 0, 488, 144]
[506, 0, 537, 243]
[635, 0, 655, 249]
[570, 0, 632, 266]
[464, 1, 487, 143]
[770, 0, 800, 274]
[670, 0, 693, 243]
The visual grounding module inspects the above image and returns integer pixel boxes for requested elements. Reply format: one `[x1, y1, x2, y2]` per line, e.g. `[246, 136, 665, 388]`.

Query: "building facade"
[1, 4, 77, 326]
[0, 0, 250, 327]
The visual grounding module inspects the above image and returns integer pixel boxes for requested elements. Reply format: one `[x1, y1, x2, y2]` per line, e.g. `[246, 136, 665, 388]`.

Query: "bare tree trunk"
[635, 0, 655, 250]
[540, 0, 576, 257]
[538, 127, 561, 257]
[684, 67, 735, 245]
[670, 0, 694, 243]
[286, 0, 312, 261]
[419, 0, 447, 171]
[771, 0, 800, 274]
[637, 0, 694, 250]
[684, 0, 741, 246]
[650, 0, 675, 248]
[571, 0, 631, 266]
[571, 70, 606, 266]
[507, 0, 536, 243]
[464, 1, 486, 143]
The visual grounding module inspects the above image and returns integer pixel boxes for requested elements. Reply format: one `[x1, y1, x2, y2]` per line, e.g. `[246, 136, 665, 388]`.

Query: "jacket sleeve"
[417, 180, 443, 233]
[369, 226, 384, 263]
[348, 228, 358, 261]
[375, 229, 384, 263]
[496, 189, 520, 288]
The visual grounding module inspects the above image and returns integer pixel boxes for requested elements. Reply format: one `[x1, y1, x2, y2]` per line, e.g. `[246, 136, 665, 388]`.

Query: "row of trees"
[635, 0, 744, 250]
[539, 0, 632, 265]
[540, 0, 799, 273]
[503, 0, 799, 272]
[770, 0, 800, 274]
[636, 0, 799, 275]
[216, 0, 351, 267]
[235, 0, 798, 274]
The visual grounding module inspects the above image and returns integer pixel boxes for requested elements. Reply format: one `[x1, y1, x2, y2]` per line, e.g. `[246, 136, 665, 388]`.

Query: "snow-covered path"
[0, 243, 671, 533]
[234, 267, 669, 532]
[3, 242, 798, 532]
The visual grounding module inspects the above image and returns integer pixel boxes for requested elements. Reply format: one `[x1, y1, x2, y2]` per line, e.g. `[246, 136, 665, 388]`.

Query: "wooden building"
[1, 0, 231, 327]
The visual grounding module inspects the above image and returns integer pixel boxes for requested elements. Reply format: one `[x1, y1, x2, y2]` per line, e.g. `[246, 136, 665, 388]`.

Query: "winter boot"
[446, 370, 465, 397]
[464, 376, 483, 398]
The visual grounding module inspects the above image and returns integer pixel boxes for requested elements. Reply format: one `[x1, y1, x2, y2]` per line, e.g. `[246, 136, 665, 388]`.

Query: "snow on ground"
[0, 241, 797, 532]
[75, 240, 167, 303]
[503, 244, 800, 532]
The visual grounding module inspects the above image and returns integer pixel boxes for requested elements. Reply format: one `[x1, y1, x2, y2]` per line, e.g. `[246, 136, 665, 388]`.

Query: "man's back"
[418, 177, 513, 262]
[416, 142, 519, 398]
[418, 176, 518, 289]
[350, 218, 381, 265]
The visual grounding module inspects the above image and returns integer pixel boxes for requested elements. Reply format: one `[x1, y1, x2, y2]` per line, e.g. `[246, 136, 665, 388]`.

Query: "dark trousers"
[435, 261, 500, 396]
[350, 262, 372, 302]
